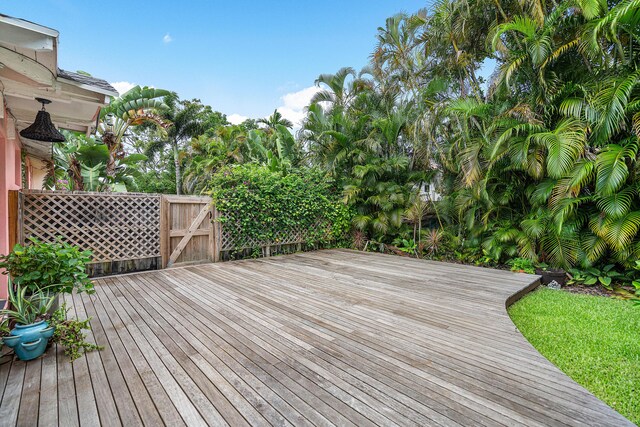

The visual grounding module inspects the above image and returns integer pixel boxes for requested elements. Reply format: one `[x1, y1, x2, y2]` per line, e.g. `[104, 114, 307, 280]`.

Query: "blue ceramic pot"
[3, 320, 55, 361]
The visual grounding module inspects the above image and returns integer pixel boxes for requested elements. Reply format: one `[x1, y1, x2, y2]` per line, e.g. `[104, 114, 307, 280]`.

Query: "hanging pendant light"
[19, 98, 66, 142]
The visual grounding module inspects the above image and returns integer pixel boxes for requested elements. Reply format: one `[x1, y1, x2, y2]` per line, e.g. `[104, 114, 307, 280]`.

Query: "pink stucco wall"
[0, 111, 22, 300]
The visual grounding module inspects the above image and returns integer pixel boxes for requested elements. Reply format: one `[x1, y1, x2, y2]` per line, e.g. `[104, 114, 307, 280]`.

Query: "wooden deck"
[0, 249, 632, 426]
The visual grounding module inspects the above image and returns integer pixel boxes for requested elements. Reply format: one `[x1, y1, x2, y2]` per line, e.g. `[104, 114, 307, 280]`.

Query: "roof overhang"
[0, 14, 116, 160]
[0, 14, 59, 40]
[57, 76, 118, 97]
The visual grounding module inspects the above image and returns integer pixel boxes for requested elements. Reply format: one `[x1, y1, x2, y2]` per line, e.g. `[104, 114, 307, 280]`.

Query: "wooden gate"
[161, 195, 217, 268]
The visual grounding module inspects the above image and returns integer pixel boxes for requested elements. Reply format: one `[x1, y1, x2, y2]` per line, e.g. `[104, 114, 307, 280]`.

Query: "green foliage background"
[46, 0, 640, 278]
[208, 165, 353, 251]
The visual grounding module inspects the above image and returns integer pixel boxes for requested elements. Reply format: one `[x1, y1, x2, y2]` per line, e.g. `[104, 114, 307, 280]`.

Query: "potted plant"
[1, 281, 56, 361]
[535, 262, 567, 286]
[0, 237, 93, 311]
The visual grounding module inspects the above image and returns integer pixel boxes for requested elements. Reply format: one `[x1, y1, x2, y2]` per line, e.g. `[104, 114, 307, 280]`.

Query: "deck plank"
[72, 291, 121, 427]
[0, 249, 633, 426]
[100, 276, 223, 427]
[169, 267, 480, 427]
[228, 256, 604, 406]
[137, 272, 340, 426]
[122, 274, 319, 427]
[181, 265, 538, 426]
[0, 359, 25, 426]
[65, 292, 101, 427]
[80, 292, 145, 427]
[88, 278, 183, 427]
[37, 345, 57, 427]
[15, 356, 40, 426]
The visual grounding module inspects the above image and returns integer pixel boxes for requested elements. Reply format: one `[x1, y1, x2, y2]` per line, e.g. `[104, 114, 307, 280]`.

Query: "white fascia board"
[57, 77, 119, 98]
[0, 15, 58, 39]
[0, 22, 54, 51]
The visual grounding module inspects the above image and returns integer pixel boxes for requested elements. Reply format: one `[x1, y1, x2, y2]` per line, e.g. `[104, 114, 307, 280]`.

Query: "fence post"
[160, 195, 169, 268]
[8, 190, 20, 249]
[212, 206, 220, 262]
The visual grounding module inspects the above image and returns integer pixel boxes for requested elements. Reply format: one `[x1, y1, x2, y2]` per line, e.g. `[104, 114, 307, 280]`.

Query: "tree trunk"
[172, 140, 182, 195]
[102, 131, 118, 192]
[69, 157, 84, 191]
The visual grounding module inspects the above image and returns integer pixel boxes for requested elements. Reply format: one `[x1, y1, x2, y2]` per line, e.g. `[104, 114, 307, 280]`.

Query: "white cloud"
[227, 113, 249, 125]
[110, 81, 135, 96]
[275, 85, 321, 128]
[163, 33, 173, 43]
[281, 86, 321, 111]
[224, 85, 320, 131]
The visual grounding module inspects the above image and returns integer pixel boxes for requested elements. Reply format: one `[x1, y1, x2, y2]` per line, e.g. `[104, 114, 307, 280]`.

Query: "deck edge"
[505, 277, 542, 308]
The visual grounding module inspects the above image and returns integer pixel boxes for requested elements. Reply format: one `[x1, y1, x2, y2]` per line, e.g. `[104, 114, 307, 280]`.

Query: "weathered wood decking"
[0, 249, 632, 426]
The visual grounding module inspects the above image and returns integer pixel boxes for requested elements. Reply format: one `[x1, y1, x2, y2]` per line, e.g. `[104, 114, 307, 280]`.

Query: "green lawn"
[509, 288, 640, 425]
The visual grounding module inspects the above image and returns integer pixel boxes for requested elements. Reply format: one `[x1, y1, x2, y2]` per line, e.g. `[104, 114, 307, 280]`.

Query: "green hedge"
[208, 164, 353, 254]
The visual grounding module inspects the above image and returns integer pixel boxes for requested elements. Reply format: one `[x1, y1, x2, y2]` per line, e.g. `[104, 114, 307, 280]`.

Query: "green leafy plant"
[0, 319, 9, 337]
[0, 237, 93, 295]
[568, 265, 622, 289]
[0, 281, 57, 325]
[535, 263, 550, 271]
[209, 164, 353, 257]
[629, 261, 640, 306]
[474, 253, 498, 267]
[49, 303, 103, 362]
[508, 258, 536, 274]
[631, 282, 640, 307]
[0, 318, 8, 351]
[392, 237, 417, 255]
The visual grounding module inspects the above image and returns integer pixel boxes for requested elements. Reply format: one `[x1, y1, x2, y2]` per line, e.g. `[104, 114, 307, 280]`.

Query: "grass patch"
[509, 288, 640, 425]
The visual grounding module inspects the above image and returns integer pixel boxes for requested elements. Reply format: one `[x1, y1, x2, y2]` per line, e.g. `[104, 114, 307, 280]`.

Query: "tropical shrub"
[508, 258, 536, 274]
[0, 238, 93, 294]
[45, 131, 148, 192]
[293, 0, 640, 277]
[391, 237, 418, 255]
[568, 265, 624, 289]
[208, 164, 353, 253]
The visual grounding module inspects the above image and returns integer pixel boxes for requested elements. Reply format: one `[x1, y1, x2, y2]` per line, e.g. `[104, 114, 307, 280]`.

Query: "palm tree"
[155, 93, 212, 195]
[311, 67, 357, 111]
[45, 131, 146, 192]
[99, 86, 170, 189]
[257, 110, 293, 130]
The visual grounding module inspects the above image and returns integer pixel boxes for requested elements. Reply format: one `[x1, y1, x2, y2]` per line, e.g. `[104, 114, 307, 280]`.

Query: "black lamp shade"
[20, 109, 66, 143]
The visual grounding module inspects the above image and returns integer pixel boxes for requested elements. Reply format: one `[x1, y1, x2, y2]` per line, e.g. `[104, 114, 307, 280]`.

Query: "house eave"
[57, 76, 118, 98]
[0, 14, 59, 39]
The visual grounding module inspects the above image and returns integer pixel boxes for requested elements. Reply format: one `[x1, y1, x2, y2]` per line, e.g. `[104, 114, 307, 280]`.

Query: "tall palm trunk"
[69, 157, 84, 191]
[102, 131, 118, 191]
[172, 139, 182, 195]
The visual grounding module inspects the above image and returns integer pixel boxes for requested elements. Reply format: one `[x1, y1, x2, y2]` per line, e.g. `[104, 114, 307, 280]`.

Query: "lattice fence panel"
[21, 191, 161, 263]
[218, 211, 328, 251]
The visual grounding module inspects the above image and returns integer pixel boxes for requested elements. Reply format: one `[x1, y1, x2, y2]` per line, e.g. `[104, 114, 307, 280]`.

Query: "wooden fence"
[15, 191, 162, 276]
[10, 190, 330, 275]
[217, 216, 326, 260]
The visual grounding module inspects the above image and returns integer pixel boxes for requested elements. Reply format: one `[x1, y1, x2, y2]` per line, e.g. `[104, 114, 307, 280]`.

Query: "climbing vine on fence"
[208, 164, 353, 251]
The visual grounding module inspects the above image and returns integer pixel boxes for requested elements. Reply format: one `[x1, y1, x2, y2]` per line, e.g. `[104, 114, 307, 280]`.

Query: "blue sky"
[4, 0, 428, 124]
